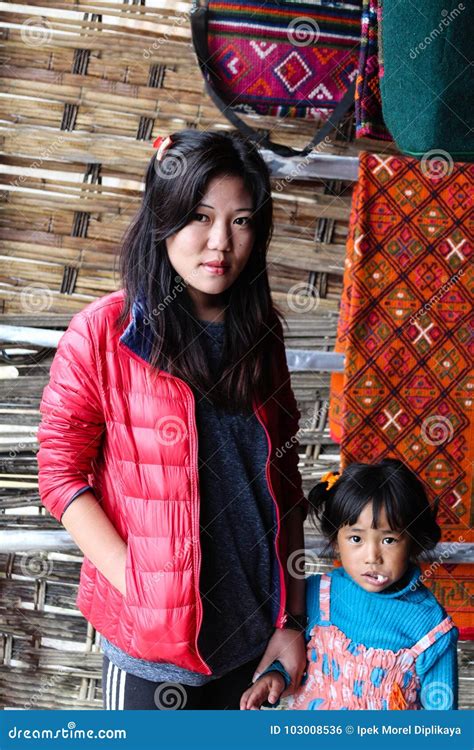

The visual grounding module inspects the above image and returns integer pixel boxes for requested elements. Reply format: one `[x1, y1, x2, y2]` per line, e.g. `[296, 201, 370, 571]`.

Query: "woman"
[37, 129, 308, 709]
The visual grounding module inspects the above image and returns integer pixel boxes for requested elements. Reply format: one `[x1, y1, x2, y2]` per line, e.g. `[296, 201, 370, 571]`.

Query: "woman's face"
[165, 174, 255, 320]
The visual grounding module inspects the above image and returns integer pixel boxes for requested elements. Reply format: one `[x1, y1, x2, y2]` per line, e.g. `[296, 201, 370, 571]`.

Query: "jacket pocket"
[124, 534, 142, 607]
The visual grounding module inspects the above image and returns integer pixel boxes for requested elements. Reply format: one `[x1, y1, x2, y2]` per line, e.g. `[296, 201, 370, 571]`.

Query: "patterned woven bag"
[191, 0, 363, 156]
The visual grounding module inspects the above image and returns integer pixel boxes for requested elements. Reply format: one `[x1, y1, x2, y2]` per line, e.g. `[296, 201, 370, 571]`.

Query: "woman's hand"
[61, 492, 128, 597]
[253, 628, 306, 696]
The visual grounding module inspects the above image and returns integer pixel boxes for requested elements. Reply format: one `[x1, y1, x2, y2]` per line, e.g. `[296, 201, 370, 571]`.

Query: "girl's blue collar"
[336, 563, 423, 599]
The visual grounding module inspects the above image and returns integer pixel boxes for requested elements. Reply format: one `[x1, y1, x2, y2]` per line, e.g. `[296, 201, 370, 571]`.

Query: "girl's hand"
[240, 672, 286, 710]
[253, 629, 306, 696]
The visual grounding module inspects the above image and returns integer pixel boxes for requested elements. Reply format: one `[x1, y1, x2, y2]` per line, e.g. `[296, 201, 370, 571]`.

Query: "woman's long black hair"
[309, 459, 441, 559]
[116, 129, 279, 412]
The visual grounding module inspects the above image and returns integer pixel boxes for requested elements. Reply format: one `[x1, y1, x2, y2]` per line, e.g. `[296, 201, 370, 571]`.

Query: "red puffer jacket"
[37, 289, 307, 674]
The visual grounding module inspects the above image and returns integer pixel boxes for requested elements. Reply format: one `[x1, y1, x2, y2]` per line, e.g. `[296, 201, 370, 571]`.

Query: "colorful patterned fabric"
[207, 0, 362, 119]
[355, 0, 391, 140]
[289, 573, 456, 710]
[328, 152, 473, 634]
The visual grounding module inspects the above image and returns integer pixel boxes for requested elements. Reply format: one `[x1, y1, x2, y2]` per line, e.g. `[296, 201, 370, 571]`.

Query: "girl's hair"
[116, 128, 278, 412]
[309, 459, 441, 558]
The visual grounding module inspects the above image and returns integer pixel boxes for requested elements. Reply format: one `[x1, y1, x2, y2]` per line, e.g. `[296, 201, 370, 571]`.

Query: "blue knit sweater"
[263, 564, 458, 709]
[304, 565, 459, 709]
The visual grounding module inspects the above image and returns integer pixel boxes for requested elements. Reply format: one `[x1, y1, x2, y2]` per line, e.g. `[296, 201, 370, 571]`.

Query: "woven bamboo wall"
[0, 1, 470, 710]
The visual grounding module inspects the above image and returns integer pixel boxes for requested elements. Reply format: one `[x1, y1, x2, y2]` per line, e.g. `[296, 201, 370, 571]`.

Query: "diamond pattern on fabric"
[328, 153, 473, 631]
[207, 0, 362, 119]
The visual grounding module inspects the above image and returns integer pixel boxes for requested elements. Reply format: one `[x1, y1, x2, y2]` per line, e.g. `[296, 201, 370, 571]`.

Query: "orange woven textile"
[329, 152, 473, 634]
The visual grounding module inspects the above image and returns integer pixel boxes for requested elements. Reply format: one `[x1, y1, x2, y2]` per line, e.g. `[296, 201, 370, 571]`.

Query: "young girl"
[241, 459, 459, 710]
[37, 130, 308, 710]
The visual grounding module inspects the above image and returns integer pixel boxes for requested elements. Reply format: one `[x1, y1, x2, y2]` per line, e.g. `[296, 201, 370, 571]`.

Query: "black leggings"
[102, 653, 263, 710]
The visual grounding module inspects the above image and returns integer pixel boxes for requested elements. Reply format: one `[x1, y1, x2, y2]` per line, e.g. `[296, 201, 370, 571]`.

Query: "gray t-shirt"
[101, 319, 279, 684]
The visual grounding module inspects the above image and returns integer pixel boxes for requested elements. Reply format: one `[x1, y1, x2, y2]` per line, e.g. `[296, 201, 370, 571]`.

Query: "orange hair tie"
[321, 471, 340, 491]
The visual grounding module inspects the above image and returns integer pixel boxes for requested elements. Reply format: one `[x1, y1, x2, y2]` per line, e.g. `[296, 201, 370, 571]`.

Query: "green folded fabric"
[380, 0, 474, 161]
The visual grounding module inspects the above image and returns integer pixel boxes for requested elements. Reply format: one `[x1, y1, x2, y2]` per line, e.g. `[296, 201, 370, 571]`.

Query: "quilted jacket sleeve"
[37, 312, 106, 523]
[271, 316, 308, 520]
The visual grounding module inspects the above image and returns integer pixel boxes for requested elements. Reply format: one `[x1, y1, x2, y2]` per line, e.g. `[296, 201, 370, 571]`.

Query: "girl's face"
[165, 174, 255, 321]
[334, 502, 411, 593]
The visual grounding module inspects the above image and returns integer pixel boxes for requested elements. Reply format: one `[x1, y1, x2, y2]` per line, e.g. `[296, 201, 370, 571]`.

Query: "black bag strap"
[190, 0, 356, 158]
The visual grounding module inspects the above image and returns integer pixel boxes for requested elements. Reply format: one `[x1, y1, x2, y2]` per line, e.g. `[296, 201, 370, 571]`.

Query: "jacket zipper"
[181, 377, 212, 675]
[119, 340, 287, 641]
[118, 340, 211, 673]
[253, 404, 287, 629]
